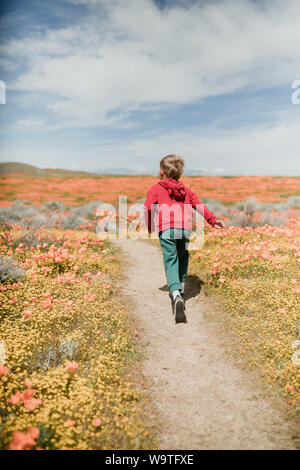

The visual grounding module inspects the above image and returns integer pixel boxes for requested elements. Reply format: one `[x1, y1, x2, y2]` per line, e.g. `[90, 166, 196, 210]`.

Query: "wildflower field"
[0, 227, 154, 450]
[0, 171, 299, 449]
[190, 213, 300, 416]
[0, 172, 299, 206]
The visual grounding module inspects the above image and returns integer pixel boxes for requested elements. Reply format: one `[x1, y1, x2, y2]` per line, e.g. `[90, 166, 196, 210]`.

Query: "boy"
[144, 154, 224, 323]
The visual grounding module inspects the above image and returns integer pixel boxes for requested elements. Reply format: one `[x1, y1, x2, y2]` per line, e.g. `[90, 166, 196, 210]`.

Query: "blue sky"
[0, 0, 300, 175]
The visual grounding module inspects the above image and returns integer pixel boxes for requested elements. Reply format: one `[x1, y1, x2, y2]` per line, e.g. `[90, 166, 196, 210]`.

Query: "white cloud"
[14, 118, 45, 129]
[1, 0, 300, 175]
[2, 0, 300, 126]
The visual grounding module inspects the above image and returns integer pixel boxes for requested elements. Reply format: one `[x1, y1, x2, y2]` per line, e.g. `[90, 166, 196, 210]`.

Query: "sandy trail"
[115, 238, 296, 450]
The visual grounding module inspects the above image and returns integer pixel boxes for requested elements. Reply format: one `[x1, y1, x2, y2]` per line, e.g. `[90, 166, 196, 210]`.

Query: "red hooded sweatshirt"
[144, 179, 217, 233]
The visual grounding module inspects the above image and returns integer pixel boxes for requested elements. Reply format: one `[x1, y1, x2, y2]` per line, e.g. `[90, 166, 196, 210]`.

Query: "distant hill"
[0, 162, 213, 177]
[0, 162, 103, 178]
[0, 162, 158, 178]
[0, 162, 42, 175]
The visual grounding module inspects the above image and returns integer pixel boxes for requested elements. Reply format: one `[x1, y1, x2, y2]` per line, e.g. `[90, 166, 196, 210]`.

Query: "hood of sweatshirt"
[158, 178, 187, 201]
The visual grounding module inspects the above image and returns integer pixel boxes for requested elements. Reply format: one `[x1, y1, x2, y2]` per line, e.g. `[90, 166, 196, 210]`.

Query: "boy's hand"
[214, 219, 224, 229]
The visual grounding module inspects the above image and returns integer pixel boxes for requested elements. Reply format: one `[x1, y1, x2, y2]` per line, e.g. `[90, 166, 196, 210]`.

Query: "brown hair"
[160, 154, 185, 180]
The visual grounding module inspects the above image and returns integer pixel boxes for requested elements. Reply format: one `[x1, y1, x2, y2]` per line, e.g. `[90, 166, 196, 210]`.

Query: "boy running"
[144, 154, 224, 323]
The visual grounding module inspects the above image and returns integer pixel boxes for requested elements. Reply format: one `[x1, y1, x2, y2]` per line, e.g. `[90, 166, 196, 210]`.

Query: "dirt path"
[115, 238, 296, 450]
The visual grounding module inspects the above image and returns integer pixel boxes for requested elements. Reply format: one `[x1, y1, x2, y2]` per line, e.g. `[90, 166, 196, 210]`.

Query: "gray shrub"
[0, 256, 26, 283]
[72, 201, 103, 220]
[286, 196, 300, 209]
[201, 198, 230, 217]
[258, 213, 287, 227]
[60, 212, 86, 229]
[230, 195, 287, 227]
[41, 201, 66, 212]
[230, 213, 256, 228]
[0, 201, 39, 225]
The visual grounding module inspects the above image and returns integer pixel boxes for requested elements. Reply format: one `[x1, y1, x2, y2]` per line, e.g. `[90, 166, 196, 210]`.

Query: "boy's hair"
[160, 154, 185, 180]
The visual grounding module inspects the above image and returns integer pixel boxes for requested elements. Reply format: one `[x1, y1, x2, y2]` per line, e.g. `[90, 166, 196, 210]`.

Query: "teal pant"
[159, 228, 190, 293]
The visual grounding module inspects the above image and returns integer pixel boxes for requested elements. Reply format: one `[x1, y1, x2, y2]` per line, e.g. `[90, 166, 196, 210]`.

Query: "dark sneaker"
[180, 293, 185, 309]
[174, 295, 186, 323]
